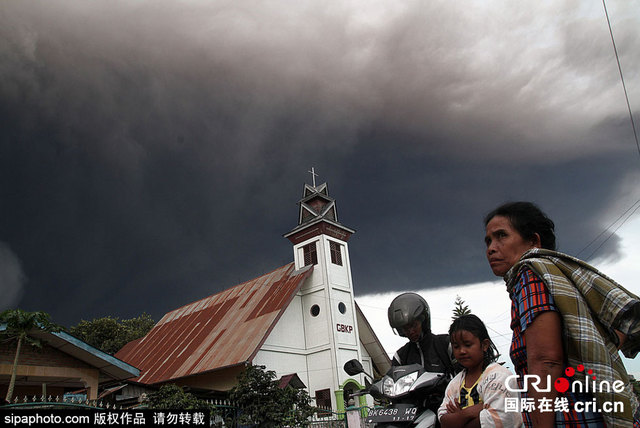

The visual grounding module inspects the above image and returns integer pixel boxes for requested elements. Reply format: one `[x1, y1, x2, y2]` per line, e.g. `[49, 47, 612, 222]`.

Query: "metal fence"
[209, 404, 378, 428]
[308, 409, 345, 427]
[3, 395, 117, 409]
[307, 406, 374, 428]
[3, 396, 373, 427]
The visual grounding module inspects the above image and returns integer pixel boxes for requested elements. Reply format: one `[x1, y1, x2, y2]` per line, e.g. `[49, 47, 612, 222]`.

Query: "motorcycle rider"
[388, 292, 455, 415]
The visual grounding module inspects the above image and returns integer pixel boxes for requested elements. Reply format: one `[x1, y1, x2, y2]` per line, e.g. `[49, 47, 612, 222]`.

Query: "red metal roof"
[115, 263, 313, 385]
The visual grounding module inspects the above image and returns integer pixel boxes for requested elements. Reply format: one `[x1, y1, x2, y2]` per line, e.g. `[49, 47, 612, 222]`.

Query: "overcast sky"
[358, 214, 640, 378]
[1, 0, 639, 348]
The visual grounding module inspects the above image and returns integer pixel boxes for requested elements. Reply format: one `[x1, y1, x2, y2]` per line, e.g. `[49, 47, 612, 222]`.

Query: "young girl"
[438, 314, 522, 428]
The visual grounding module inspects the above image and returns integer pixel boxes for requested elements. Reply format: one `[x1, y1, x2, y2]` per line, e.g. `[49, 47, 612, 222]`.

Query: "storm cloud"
[1, 0, 638, 326]
[0, 242, 26, 309]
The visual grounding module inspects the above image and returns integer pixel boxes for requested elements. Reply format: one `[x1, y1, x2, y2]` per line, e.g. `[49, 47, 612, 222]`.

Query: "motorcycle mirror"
[343, 359, 364, 376]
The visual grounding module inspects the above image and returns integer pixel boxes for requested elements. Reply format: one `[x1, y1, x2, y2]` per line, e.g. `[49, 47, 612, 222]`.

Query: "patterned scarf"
[505, 248, 640, 428]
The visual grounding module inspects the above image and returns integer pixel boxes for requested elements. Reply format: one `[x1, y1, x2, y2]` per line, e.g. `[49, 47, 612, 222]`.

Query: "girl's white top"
[438, 362, 523, 428]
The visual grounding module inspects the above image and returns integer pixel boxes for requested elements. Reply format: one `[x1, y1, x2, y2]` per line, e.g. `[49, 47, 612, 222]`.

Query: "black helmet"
[388, 292, 431, 336]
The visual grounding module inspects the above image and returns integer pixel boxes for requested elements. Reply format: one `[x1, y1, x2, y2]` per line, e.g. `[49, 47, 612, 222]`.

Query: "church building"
[116, 178, 391, 412]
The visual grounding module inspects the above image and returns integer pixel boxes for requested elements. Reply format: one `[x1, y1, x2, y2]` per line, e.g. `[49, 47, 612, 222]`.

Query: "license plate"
[366, 404, 418, 422]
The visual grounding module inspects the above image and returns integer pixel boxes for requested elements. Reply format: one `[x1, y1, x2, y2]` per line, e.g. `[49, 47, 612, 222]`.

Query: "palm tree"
[0, 309, 61, 402]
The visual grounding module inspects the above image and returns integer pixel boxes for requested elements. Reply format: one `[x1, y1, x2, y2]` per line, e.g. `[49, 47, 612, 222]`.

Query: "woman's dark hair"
[484, 201, 556, 250]
[449, 314, 499, 368]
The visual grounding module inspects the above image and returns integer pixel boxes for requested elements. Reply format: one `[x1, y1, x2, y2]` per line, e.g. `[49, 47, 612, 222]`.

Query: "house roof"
[115, 263, 313, 385]
[278, 373, 306, 389]
[354, 302, 392, 377]
[0, 325, 139, 383]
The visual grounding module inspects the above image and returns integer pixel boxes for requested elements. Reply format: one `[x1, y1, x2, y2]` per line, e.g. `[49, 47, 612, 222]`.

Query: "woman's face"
[485, 215, 539, 277]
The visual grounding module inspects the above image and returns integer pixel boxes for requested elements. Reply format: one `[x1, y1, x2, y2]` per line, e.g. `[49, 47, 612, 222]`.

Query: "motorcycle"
[343, 359, 448, 428]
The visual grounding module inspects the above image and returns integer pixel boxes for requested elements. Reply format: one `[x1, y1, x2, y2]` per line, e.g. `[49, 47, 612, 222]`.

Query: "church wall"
[306, 349, 336, 409]
[255, 296, 309, 386]
[261, 295, 306, 349]
[252, 350, 308, 387]
[336, 348, 359, 386]
[331, 289, 358, 347]
[301, 290, 331, 349]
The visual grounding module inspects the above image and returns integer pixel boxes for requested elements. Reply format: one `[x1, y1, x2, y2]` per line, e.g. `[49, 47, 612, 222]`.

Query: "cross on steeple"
[308, 167, 318, 188]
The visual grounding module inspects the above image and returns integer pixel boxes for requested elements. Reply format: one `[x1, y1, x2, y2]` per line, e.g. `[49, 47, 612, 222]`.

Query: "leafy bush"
[229, 364, 314, 427]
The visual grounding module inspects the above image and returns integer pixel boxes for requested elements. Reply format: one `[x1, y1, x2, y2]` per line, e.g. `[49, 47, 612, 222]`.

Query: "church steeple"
[299, 182, 337, 225]
[282, 169, 369, 414]
[284, 170, 355, 244]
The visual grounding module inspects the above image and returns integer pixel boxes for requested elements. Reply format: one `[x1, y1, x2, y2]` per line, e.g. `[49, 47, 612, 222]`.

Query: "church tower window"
[303, 242, 318, 266]
[310, 304, 320, 317]
[329, 241, 343, 266]
[338, 302, 347, 314]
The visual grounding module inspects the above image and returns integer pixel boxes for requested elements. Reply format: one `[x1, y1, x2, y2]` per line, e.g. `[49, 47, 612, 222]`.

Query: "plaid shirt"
[507, 249, 640, 428]
[510, 267, 606, 427]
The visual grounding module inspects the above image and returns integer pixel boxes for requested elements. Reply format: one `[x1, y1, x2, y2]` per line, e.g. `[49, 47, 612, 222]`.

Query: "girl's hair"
[483, 201, 556, 251]
[449, 314, 499, 368]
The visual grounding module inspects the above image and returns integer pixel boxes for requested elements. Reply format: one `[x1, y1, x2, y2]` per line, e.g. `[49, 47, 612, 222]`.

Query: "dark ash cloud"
[0, 242, 26, 309]
[1, 0, 638, 326]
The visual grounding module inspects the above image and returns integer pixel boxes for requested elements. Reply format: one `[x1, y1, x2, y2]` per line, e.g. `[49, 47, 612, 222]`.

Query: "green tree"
[229, 364, 313, 427]
[0, 309, 62, 402]
[144, 384, 212, 410]
[69, 313, 155, 354]
[452, 295, 472, 320]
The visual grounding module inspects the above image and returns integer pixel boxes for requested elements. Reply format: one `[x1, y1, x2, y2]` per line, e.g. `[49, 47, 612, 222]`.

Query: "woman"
[484, 201, 640, 428]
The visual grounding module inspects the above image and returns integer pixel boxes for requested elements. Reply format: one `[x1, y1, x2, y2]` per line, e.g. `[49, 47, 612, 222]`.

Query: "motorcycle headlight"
[384, 371, 419, 397]
[382, 376, 394, 396]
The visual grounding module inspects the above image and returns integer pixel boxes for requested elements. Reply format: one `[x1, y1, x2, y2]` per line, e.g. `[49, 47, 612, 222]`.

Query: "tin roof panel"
[116, 263, 312, 385]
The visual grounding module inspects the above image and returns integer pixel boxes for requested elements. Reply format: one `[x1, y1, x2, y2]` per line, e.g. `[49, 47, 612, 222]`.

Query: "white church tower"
[117, 169, 389, 412]
[283, 170, 365, 411]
